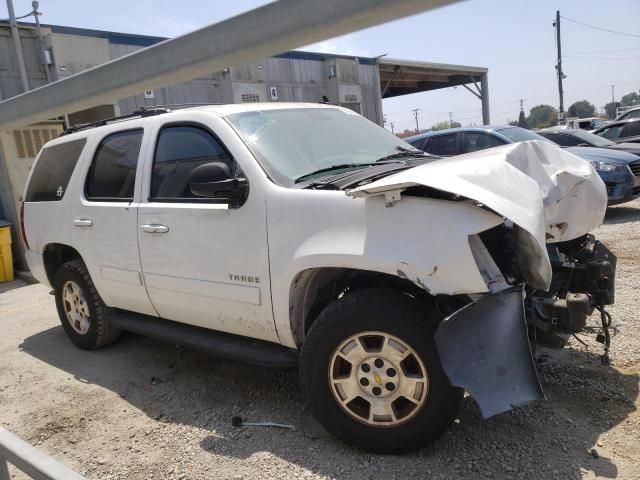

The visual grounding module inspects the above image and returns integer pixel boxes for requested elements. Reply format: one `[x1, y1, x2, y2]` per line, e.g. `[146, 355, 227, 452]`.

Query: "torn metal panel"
[434, 287, 545, 418]
[347, 141, 608, 290]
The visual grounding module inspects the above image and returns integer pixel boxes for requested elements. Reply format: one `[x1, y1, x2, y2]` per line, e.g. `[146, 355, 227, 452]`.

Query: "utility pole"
[412, 108, 420, 133]
[7, 0, 30, 92]
[32, 1, 51, 83]
[448, 112, 453, 128]
[553, 10, 564, 124]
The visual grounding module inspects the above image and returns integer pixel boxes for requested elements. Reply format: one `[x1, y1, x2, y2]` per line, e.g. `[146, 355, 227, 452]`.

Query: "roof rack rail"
[60, 103, 223, 136]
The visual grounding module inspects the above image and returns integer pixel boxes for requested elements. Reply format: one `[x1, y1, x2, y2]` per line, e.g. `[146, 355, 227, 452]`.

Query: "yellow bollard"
[0, 221, 14, 282]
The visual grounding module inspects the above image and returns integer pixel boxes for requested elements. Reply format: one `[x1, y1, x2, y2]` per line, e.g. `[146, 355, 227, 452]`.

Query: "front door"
[137, 120, 278, 342]
[71, 127, 157, 316]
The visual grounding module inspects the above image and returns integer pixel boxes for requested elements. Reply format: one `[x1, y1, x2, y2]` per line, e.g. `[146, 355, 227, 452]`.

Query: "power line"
[564, 55, 640, 60]
[560, 15, 640, 39]
[564, 47, 640, 55]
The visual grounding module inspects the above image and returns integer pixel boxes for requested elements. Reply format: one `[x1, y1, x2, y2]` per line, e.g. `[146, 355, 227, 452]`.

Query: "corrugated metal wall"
[110, 42, 229, 113]
[0, 25, 48, 100]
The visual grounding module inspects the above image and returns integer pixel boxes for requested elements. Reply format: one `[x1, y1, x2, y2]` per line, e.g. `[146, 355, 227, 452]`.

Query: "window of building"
[240, 93, 260, 103]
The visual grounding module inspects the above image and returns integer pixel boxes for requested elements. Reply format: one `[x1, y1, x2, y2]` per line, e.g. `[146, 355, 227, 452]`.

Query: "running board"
[109, 311, 298, 368]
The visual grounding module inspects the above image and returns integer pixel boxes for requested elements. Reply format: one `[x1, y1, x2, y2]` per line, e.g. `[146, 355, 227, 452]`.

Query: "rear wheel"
[53, 259, 121, 349]
[300, 288, 463, 453]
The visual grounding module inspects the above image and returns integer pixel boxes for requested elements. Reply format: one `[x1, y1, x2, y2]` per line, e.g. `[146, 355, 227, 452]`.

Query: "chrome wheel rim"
[329, 331, 428, 427]
[62, 280, 91, 335]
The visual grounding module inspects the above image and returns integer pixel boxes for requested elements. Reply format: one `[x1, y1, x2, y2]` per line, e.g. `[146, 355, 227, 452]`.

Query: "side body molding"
[434, 286, 545, 418]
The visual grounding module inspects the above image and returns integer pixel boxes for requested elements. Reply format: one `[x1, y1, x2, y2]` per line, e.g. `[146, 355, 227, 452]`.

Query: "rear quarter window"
[25, 138, 86, 202]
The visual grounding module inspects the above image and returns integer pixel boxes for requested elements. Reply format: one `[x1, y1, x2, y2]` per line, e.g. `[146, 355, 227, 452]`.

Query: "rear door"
[137, 114, 278, 342]
[71, 127, 157, 316]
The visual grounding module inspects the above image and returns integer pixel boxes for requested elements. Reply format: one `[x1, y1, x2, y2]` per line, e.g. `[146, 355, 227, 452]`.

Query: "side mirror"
[189, 162, 248, 206]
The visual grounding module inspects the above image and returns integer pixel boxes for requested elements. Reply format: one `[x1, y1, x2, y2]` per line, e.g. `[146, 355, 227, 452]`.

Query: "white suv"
[22, 103, 617, 453]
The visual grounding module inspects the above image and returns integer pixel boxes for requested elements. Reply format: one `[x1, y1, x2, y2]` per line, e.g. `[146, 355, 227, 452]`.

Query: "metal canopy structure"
[0, 0, 465, 131]
[379, 57, 490, 124]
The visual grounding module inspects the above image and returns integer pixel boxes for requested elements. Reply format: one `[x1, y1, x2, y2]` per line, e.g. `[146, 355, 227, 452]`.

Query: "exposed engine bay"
[533, 233, 616, 363]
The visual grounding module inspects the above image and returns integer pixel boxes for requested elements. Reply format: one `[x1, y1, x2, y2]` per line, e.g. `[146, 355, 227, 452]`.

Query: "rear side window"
[543, 133, 580, 147]
[25, 138, 86, 202]
[85, 129, 143, 201]
[427, 134, 458, 156]
[150, 125, 237, 201]
[623, 122, 640, 138]
[464, 132, 505, 152]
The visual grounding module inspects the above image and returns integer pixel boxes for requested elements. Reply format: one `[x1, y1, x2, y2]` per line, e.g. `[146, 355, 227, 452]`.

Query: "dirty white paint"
[348, 140, 607, 290]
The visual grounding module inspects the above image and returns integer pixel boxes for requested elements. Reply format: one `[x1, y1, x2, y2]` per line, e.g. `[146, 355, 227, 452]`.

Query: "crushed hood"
[347, 141, 607, 290]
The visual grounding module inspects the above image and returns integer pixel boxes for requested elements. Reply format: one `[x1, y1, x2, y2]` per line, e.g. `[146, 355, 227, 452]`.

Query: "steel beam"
[481, 72, 490, 125]
[0, 0, 464, 130]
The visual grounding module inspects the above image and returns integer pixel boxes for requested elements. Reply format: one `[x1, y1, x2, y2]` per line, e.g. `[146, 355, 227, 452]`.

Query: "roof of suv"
[59, 102, 344, 138]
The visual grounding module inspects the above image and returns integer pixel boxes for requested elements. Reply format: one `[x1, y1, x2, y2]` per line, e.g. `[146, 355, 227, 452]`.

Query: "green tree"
[518, 110, 528, 128]
[604, 101, 620, 119]
[432, 121, 461, 131]
[567, 100, 596, 118]
[620, 90, 640, 107]
[527, 104, 558, 129]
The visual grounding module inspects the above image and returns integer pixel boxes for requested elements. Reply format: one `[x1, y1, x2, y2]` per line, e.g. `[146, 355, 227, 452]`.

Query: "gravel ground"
[1, 199, 639, 480]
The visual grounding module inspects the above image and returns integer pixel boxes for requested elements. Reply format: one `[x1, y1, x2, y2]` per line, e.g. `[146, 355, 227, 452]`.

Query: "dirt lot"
[1, 200, 639, 480]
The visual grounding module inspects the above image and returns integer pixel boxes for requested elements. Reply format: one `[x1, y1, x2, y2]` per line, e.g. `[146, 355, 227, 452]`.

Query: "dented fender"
[434, 286, 545, 418]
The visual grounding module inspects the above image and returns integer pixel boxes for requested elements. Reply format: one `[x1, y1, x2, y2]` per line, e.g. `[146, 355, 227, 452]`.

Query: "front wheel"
[299, 288, 463, 453]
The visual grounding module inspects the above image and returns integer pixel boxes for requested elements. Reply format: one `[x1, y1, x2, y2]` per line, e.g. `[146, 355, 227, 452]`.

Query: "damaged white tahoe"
[22, 103, 616, 453]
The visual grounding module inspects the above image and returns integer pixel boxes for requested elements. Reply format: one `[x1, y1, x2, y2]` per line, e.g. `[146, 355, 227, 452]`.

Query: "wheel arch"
[43, 243, 82, 286]
[288, 267, 438, 348]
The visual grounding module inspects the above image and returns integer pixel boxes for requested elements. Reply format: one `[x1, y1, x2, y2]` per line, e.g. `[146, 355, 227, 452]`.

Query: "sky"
[5, 0, 640, 131]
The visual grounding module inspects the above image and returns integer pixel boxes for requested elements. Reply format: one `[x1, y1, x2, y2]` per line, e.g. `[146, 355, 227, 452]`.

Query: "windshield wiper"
[294, 161, 405, 184]
[374, 145, 429, 163]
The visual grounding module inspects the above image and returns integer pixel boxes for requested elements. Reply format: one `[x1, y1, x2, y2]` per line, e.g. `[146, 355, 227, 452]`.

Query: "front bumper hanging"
[434, 286, 544, 418]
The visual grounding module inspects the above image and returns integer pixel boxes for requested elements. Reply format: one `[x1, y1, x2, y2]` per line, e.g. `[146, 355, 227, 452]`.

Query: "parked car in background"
[593, 118, 640, 144]
[614, 106, 640, 122]
[537, 127, 640, 157]
[564, 117, 607, 131]
[406, 126, 640, 205]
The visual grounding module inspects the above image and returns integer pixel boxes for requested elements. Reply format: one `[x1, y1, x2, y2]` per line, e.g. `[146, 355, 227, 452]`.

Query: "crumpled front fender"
[434, 286, 545, 418]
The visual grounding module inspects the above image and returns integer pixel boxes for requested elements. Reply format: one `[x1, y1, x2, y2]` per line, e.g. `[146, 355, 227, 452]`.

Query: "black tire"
[299, 288, 463, 453]
[53, 259, 121, 349]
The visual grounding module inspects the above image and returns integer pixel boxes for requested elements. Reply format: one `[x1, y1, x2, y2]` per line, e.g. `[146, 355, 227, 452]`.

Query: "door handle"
[72, 218, 93, 227]
[142, 224, 169, 234]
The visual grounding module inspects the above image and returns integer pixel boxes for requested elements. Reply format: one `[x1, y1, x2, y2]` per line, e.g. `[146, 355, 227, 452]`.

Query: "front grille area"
[629, 160, 640, 177]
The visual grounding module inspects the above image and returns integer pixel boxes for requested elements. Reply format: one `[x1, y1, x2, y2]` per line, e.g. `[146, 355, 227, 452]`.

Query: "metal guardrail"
[0, 427, 84, 480]
[0, 0, 464, 130]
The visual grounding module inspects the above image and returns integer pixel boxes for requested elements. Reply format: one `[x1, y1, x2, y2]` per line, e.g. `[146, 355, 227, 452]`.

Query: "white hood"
[347, 141, 607, 290]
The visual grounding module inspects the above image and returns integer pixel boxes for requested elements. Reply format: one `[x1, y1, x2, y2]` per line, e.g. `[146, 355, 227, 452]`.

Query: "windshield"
[227, 108, 415, 185]
[571, 129, 614, 147]
[495, 127, 554, 143]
